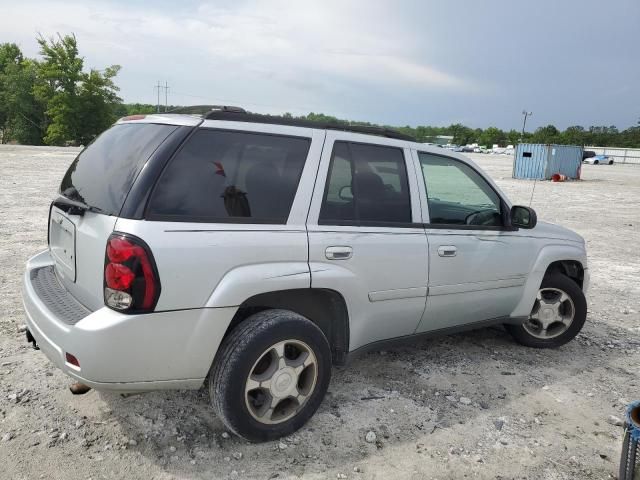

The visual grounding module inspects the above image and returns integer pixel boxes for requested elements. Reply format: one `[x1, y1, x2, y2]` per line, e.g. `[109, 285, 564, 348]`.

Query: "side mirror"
[338, 185, 353, 200]
[511, 205, 537, 229]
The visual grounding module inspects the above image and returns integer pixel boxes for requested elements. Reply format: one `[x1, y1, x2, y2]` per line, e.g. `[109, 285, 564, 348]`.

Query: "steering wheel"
[465, 209, 501, 226]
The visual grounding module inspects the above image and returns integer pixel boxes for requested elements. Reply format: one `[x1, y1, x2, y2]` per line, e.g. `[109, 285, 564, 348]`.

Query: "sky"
[1, 0, 638, 131]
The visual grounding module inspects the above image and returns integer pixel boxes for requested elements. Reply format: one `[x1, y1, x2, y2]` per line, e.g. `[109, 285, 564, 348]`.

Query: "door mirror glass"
[511, 205, 537, 229]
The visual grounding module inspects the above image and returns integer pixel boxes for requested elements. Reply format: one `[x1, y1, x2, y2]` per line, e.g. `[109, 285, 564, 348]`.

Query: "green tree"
[7, 59, 45, 144]
[0, 43, 22, 141]
[531, 125, 560, 144]
[118, 103, 157, 116]
[75, 65, 121, 145]
[479, 127, 506, 147]
[34, 33, 122, 145]
[560, 126, 585, 145]
[506, 129, 520, 145]
[0, 43, 45, 144]
[449, 123, 475, 145]
[34, 34, 84, 145]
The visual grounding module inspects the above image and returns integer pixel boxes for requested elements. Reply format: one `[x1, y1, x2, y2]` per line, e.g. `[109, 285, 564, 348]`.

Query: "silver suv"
[23, 108, 589, 441]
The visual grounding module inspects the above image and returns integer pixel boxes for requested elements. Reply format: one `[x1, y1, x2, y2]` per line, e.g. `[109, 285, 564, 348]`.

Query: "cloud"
[0, 0, 471, 94]
[2, 0, 636, 128]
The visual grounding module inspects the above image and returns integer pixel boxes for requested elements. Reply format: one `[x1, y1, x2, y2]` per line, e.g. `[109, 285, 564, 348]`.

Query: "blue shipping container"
[513, 144, 583, 180]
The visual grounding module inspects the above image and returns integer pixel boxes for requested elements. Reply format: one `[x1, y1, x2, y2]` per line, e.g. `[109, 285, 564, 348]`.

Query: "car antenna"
[529, 178, 537, 207]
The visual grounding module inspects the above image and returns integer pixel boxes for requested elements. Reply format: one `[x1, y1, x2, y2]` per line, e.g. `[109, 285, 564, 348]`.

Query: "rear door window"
[60, 123, 177, 216]
[319, 141, 411, 225]
[146, 129, 311, 223]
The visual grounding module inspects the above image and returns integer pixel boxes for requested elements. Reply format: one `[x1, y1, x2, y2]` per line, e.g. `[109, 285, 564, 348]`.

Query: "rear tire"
[506, 273, 587, 348]
[209, 309, 332, 442]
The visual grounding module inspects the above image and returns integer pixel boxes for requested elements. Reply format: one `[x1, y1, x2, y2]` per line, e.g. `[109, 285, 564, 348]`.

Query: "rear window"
[146, 129, 311, 223]
[60, 123, 177, 215]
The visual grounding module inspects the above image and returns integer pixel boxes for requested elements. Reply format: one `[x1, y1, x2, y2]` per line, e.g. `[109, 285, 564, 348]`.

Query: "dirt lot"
[0, 145, 638, 480]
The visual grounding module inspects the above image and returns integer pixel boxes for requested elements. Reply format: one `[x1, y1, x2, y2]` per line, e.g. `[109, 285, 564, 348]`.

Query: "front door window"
[418, 153, 502, 227]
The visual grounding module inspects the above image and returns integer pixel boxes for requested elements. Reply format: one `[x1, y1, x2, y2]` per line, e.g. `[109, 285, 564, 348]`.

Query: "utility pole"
[521, 110, 532, 140]
[154, 81, 162, 113]
[153, 81, 170, 113]
[164, 81, 169, 112]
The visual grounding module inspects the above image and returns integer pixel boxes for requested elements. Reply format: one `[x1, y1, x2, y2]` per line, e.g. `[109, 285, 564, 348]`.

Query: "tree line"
[1, 35, 639, 148]
[298, 113, 640, 149]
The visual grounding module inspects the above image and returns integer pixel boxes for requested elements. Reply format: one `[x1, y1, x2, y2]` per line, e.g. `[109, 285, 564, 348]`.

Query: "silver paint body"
[22, 115, 589, 391]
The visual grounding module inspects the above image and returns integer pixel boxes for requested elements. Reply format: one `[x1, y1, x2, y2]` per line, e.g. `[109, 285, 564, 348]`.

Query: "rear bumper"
[22, 250, 236, 392]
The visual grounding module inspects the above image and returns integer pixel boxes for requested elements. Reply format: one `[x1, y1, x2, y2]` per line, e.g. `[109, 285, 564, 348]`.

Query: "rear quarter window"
[146, 129, 311, 223]
[60, 123, 177, 215]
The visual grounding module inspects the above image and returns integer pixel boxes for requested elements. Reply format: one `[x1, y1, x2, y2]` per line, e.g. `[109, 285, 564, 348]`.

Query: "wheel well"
[544, 260, 584, 288]
[224, 289, 350, 365]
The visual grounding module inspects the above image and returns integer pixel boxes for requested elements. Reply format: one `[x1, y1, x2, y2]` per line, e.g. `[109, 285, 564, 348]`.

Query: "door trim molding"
[368, 286, 428, 302]
[428, 276, 527, 296]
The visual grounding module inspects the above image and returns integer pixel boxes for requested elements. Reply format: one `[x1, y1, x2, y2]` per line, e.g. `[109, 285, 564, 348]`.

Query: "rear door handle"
[325, 246, 353, 260]
[437, 245, 457, 257]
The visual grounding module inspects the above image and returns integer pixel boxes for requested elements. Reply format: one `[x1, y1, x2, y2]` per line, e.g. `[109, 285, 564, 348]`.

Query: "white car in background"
[583, 154, 614, 165]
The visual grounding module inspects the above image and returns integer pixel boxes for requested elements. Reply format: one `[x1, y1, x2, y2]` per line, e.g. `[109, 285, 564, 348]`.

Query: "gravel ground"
[0, 144, 639, 480]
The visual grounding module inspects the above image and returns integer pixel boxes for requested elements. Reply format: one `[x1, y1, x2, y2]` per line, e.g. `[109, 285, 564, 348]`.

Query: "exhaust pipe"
[69, 382, 92, 395]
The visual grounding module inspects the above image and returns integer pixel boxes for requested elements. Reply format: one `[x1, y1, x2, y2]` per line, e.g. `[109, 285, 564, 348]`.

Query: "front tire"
[506, 273, 587, 348]
[210, 309, 332, 442]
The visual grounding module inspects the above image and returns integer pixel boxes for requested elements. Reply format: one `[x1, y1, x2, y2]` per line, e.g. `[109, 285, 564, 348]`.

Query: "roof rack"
[166, 105, 247, 115]
[203, 108, 415, 142]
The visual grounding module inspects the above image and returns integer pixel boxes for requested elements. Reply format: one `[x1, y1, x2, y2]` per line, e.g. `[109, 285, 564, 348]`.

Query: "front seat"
[353, 171, 388, 222]
[245, 162, 284, 219]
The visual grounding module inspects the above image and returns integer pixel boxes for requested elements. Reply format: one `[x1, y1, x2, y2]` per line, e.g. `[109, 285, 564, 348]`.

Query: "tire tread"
[209, 309, 331, 441]
[506, 273, 587, 348]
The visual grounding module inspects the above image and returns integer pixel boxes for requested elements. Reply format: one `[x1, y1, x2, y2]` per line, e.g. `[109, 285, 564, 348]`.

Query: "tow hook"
[25, 329, 39, 350]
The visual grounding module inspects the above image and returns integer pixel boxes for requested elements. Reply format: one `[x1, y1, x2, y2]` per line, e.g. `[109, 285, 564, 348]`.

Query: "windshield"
[60, 123, 177, 216]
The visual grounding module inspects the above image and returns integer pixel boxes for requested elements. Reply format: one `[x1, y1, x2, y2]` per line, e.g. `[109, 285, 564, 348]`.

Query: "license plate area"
[49, 209, 76, 282]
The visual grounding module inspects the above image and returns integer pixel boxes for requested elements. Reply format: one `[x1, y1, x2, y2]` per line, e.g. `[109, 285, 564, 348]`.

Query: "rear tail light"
[104, 233, 161, 313]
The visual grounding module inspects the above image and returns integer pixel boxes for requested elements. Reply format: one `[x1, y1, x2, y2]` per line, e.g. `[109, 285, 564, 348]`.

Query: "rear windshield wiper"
[52, 196, 105, 216]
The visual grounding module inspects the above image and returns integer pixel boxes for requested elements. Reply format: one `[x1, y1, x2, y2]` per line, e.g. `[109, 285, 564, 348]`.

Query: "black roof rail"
[166, 105, 247, 115]
[203, 110, 415, 142]
[207, 105, 247, 114]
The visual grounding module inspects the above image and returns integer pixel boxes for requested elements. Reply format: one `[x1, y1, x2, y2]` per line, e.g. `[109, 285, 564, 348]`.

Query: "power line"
[165, 81, 169, 112]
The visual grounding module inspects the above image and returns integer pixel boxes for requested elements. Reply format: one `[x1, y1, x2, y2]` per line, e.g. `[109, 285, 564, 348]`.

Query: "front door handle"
[437, 245, 457, 257]
[325, 246, 353, 260]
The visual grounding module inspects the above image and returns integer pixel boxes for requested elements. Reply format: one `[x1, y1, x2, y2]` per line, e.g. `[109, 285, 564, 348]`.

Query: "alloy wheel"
[244, 340, 318, 425]
[524, 287, 575, 339]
